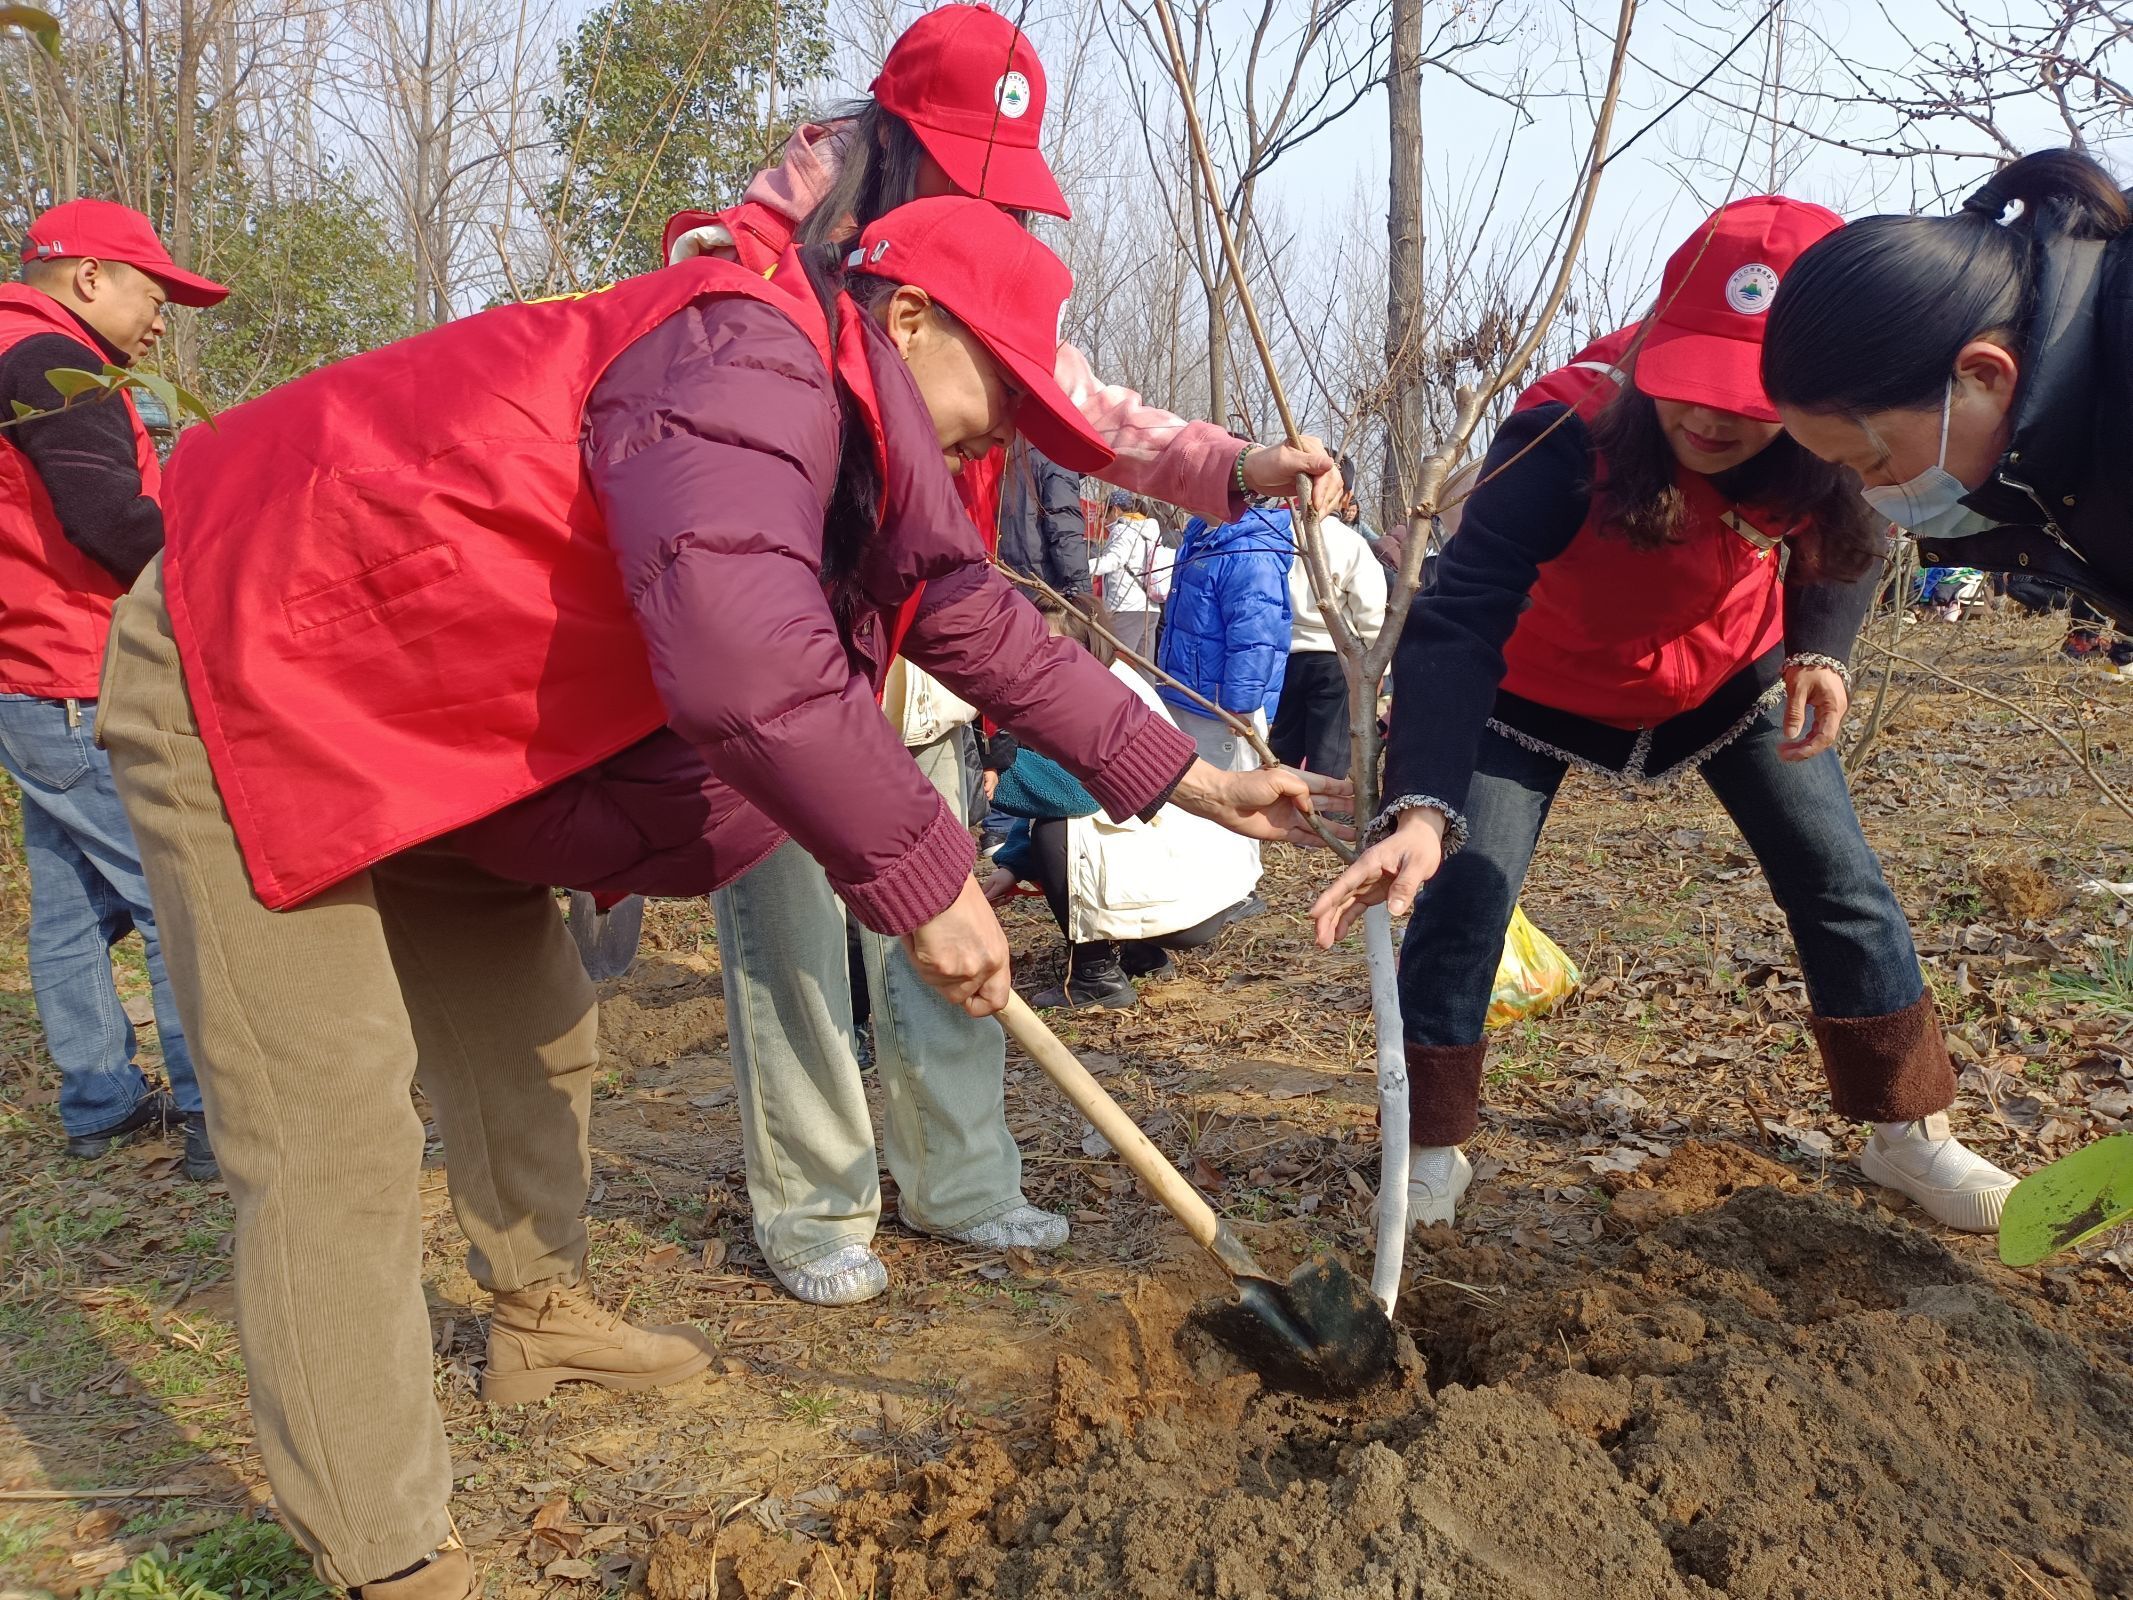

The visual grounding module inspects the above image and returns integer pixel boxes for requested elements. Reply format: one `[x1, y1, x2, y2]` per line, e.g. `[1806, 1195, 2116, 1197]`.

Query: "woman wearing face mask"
[1310, 198, 2018, 1234]
[1763, 149, 2133, 624]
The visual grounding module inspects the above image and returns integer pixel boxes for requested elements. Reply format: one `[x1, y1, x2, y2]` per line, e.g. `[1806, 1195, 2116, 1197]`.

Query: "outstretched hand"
[1170, 759, 1354, 847]
[1308, 807, 1448, 946]
[1244, 434, 1342, 516]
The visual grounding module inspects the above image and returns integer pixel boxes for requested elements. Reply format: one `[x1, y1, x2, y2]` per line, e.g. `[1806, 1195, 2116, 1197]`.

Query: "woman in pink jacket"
[672, 4, 1344, 1307]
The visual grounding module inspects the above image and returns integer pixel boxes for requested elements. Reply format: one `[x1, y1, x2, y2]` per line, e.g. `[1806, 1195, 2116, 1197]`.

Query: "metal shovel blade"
[2000, 1131, 2133, 1267]
[567, 891, 646, 982]
[1192, 1250, 1399, 1398]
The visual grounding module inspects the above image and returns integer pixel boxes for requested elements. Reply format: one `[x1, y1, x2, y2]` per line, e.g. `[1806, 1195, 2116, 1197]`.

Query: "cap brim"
[1633, 324, 1776, 423]
[968, 328, 1112, 476]
[909, 122, 1071, 220]
[141, 262, 230, 308]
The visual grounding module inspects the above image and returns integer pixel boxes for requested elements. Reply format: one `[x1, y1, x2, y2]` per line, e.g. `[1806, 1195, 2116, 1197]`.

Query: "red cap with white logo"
[22, 198, 230, 307]
[870, 4, 1069, 221]
[1633, 195, 1842, 423]
[851, 197, 1110, 474]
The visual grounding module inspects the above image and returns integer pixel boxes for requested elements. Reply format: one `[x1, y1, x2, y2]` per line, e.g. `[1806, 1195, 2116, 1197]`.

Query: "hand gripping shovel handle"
[1000, 994, 1254, 1275]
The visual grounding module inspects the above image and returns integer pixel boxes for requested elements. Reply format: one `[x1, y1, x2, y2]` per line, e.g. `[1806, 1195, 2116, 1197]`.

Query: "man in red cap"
[0, 197, 227, 1179]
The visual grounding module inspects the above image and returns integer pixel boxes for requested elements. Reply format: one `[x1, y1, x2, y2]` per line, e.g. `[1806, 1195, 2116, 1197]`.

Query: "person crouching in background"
[987, 596, 1261, 1009]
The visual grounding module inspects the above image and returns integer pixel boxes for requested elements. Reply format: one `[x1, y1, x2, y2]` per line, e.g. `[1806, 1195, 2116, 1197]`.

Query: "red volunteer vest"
[1497, 326, 1793, 730]
[662, 200, 1008, 663]
[662, 201, 792, 277]
[0, 284, 161, 698]
[162, 252, 879, 910]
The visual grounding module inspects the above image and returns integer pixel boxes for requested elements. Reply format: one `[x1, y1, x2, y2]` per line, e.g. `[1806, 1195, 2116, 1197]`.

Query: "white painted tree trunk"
[1365, 902, 1409, 1313]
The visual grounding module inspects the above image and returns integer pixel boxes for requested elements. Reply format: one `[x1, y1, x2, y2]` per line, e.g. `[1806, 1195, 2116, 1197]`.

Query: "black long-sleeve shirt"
[0, 304, 164, 583]
[1381, 403, 1879, 825]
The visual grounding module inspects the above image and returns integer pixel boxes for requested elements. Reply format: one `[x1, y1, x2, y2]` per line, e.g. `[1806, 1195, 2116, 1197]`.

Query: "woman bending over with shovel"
[659, 2, 1348, 1308]
[98, 198, 1333, 1600]
[1312, 197, 2018, 1234]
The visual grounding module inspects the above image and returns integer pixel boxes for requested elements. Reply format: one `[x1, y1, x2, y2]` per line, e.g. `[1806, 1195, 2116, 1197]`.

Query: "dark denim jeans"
[0, 692, 201, 1132]
[1399, 708, 1926, 1047]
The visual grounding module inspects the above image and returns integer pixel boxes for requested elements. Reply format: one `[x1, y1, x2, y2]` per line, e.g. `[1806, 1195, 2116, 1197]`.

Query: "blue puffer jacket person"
[1156, 505, 1295, 759]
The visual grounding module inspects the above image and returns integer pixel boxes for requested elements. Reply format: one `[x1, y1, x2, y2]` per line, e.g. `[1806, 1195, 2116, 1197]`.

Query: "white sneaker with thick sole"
[1407, 1144, 1473, 1228]
[1856, 1112, 2017, 1232]
[771, 1243, 889, 1307]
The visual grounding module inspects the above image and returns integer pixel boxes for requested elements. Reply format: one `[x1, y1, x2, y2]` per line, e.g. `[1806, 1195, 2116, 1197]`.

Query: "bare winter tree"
[324, 0, 559, 324]
[1104, 0, 1389, 427]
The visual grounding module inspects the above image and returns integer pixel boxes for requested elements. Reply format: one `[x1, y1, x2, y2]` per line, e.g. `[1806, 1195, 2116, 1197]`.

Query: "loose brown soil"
[646, 1142, 2133, 1600]
[7, 609, 2133, 1599]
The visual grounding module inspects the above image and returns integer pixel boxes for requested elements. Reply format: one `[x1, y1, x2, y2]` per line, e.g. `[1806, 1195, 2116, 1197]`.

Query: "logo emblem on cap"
[995, 70, 1031, 118]
[1724, 262, 1779, 315]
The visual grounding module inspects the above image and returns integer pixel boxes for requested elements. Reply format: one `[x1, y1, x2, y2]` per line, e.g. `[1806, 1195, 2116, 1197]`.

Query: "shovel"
[567, 891, 646, 982]
[999, 993, 1398, 1397]
[1999, 1132, 2133, 1267]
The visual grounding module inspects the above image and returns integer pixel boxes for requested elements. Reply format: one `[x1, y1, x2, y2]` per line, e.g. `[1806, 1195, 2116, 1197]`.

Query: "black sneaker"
[66, 1089, 174, 1160]
[181, 1112, 220, 1182]
[1226, 894, 1270, 924]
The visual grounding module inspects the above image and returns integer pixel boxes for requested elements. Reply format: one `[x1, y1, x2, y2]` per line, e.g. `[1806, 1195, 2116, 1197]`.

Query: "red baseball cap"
[851, 197, 1111, 475]
[1633, 195, 1842, 423]
[870, 5, 1070, 222]
[22, 198, 229, 307]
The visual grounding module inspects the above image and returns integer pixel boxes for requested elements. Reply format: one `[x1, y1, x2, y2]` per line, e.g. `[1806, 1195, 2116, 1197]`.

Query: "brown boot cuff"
[1810, 991, 1957, 1122]
[1407, 1041, 1490, 1146]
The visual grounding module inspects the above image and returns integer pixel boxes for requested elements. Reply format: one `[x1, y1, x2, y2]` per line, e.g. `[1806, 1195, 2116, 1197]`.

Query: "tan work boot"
[482, 1278, 713, 1405]
[356, 1542, 470, 1600]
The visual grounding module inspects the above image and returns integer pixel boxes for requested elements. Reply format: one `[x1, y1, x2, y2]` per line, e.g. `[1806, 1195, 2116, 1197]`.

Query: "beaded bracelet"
[1233, 446, 1253, 497]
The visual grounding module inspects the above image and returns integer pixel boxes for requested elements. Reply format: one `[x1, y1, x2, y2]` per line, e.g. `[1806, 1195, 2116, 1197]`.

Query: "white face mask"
[1857, 381, 1992, 541]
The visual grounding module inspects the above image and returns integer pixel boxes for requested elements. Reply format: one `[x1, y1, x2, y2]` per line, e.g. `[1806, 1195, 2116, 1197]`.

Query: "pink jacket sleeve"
[1055, 342, 1248, 524]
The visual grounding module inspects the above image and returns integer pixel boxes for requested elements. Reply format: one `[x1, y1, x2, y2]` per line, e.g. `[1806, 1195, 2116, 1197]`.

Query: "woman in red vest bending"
[96, 199, 1333, 1600]
[1311, 198, 2017, 1237]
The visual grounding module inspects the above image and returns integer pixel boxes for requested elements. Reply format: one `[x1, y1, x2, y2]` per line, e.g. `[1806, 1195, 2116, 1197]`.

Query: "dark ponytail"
[793, 101, 936, 249]
[797, 243, 884, 625]
[1764, 148, 2132, 415]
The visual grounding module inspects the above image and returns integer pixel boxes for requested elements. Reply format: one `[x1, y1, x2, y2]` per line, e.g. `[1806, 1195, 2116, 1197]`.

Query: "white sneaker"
[771, 1243, 889, 1306]
[1407, 1145, 1472, 1228]
[1856, 1113, 2017, 1232]
[915, 1203, 1070, 1251]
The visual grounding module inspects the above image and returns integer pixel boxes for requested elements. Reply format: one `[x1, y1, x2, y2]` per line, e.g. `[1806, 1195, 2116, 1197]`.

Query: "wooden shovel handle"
[1000, 992, 1221, 1253]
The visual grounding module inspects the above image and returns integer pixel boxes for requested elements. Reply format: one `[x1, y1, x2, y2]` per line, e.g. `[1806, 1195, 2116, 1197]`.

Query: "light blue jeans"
[0, 691, 200, 1133]
[711, 734, 1026, 1270]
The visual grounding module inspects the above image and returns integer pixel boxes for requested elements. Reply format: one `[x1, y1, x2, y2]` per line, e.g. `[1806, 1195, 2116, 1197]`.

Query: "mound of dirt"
[648, 1142, 2133, 1599]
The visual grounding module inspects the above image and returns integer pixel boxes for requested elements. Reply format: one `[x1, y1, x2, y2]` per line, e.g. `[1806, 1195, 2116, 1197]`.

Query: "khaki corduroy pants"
[99, 557, 599, 1587]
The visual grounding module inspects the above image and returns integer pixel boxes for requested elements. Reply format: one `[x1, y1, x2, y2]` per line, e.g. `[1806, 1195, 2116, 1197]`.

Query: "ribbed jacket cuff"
[1084, 715, 1200, 823]
[834, 793, 976, 936]
[1785, 651, 1851, 683]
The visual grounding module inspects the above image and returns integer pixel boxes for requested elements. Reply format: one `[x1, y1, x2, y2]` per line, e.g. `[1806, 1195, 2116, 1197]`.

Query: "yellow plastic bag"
[1485, 905, 1581, 1030]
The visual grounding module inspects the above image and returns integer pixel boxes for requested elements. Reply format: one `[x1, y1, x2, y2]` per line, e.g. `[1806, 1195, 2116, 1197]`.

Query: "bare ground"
[5, 609, 2133, 1598]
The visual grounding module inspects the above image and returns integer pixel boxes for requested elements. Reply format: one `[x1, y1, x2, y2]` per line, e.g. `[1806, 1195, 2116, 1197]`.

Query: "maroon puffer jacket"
[452, 296, 1196, 934]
